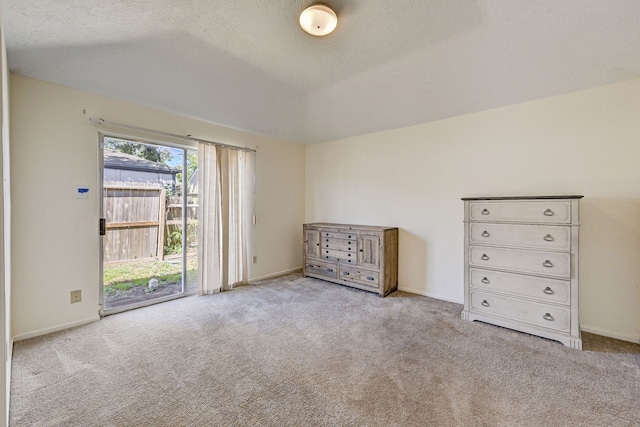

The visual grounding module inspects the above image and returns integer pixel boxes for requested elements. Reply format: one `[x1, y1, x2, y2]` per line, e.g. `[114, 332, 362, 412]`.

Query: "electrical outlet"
[70, 290, 82, 304]
[252, 256, 258, 264]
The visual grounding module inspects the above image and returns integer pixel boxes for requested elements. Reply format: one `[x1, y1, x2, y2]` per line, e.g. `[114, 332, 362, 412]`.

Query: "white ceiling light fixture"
[299, 4, 338, 37]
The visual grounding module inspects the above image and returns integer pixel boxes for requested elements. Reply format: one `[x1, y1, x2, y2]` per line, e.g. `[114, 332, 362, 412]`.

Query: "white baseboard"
[397, 286, 463, 305]
[13, 315, 100, 342]
[249, 267, 302, 283]
[7, 338, 12, 368]
[580, 325, 640, 344]
[5, 337, 12, 425]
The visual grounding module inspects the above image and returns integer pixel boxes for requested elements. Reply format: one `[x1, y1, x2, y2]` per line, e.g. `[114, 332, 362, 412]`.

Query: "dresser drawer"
[322, 249, 356, 264]
[470, 268, 570, 305]
[469, 223, 571, 251]
[471, 291, 570, 332]
[469, 201, 571, 224]
[322, 231, 356, 239]
[469, 246, 570, 278]
[338, 265, 379, 286]
[322, 237, 357, 251]
[305, 261, 338, 279]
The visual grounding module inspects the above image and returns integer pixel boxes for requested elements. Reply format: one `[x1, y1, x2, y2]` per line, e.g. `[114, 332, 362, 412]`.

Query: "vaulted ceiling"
[4, 1, 640, 144]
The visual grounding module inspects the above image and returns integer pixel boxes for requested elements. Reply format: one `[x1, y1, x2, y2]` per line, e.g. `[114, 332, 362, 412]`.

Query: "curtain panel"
[197, 143, 254, 294]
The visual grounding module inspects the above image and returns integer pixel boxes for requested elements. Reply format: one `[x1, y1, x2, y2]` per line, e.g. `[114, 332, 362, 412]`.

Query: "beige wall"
[306, 78, 640, 343]
[8, 73, 640, 344]
[10, 74, 305, 339]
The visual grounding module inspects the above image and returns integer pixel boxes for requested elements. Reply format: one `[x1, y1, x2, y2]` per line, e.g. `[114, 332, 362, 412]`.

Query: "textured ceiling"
[4, 0, 640, 144]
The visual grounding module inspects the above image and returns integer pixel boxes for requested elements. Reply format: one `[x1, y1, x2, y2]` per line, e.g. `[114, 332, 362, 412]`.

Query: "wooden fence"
[103, 183, 198, 265]
[103, 184, 166, 264]
[164, 195, 198, 259]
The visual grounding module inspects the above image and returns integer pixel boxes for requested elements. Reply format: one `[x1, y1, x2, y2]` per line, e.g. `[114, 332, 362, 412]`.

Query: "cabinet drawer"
[471, 291, 570, 332]
[469, 246, 570, 278]
[305, 261, 338, 279]
[470, 268, 570, 305]
[322, 237, 357, 251]
[338, 265, 379, 286]
[322, 231, 356, 239]
[469, 223, 571, 251]
[322, 249, 356, 264]
[469, 201, 571, 223]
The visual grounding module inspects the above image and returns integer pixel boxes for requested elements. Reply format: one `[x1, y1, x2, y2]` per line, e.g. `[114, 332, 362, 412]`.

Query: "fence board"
[106, 221, 161, 229]
[157, 188, 166, 260]
[103, 183, 163, 263]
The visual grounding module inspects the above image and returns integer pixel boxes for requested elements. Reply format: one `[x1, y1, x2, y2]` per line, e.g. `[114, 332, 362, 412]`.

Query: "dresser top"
[461, 195, 584, 201]
[304, 223, 397, 231]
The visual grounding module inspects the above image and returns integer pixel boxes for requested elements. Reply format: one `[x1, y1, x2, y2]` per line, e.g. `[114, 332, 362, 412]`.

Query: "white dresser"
[303, 223, 398, 297]
[461, 196, 583, 349]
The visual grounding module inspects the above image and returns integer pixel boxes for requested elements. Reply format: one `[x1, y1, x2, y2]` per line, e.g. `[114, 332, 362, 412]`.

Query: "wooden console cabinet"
[303, 223, 398, 297]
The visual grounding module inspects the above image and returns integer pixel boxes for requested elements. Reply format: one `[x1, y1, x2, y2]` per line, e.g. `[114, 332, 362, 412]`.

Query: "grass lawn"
[104, 257, 197, 295]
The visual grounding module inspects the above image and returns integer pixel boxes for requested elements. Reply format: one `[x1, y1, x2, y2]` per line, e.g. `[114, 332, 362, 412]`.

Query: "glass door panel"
[100, 136, 197, 314]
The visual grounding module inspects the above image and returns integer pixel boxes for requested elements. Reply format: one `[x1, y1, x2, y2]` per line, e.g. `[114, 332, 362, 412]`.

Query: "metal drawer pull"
[542, 260, 554, 268]
[481, 208, 490, 215]
[367, 277, 375, 281]
[543, 209, 554, 216]
[543, 287, 554, 295]
[481, 277, 490, 284]
[342, 272, 349, 276]
[327, 269, 334, 272]
[307, 264, 314, 268]
[481, 231, 490, 237]
[543, 234, 554, 242]
[481, 300, 490, 307]
[543, 313, 554, 321]
[481, 254, 490, 261]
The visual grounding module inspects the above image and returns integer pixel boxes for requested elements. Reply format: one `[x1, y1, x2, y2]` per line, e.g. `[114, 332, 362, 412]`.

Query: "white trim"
[580, 325, 640, 344]
[13, 315, 100, 342]
[397, 286, 463, 304]
[98, 136, 105, 312]
[5, 338, 11, 427]
[249, 267, 302, 283]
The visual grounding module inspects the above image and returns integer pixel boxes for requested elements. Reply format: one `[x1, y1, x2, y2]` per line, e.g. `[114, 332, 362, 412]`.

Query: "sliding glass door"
[99, 134, 198, 315]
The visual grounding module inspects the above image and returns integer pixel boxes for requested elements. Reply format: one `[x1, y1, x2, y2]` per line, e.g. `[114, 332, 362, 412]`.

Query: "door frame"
[98, 132, 192, 316]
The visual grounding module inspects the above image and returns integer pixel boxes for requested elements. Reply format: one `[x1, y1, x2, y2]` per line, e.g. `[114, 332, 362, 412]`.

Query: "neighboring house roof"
[104, 149, 181, 174]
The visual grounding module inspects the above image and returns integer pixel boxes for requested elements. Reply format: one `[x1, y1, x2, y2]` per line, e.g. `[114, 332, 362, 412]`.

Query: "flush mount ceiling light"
[299, 4, 338, 36]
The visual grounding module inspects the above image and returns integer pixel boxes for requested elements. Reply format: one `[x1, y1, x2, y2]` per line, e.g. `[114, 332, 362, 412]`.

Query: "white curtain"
[197, 143, 255, 294]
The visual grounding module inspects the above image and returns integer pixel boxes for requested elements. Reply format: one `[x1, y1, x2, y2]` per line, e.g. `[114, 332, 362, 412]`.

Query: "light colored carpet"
[9, 273, 640, 426]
